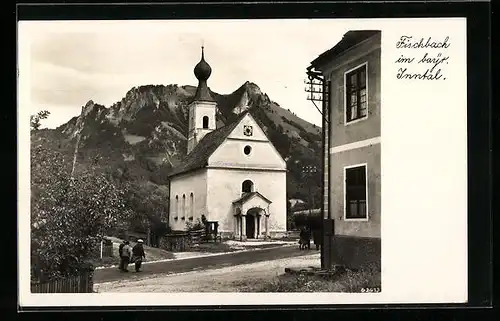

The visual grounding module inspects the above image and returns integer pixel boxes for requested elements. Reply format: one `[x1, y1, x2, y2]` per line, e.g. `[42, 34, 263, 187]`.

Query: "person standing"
[299, 227, 307, 250]
[120, 241, 132, 272]
[118, 240, 127, 271]
[132, 239, 146, 272]
[305, 227, 312, 250]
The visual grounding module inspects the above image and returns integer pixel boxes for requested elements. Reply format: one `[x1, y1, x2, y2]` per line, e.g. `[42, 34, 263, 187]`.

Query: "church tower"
[187, 46, 217, 154]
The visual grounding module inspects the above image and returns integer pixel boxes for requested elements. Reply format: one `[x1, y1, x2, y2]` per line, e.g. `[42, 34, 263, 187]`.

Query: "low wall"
[159, 233, 192, 252]
[158, 229, 205, 252]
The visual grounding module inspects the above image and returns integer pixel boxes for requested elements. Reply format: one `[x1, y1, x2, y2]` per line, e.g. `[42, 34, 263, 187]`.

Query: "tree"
[30, 143, 133, 280]
[124, 181, 170, 246]
[30, 110, 50, 131]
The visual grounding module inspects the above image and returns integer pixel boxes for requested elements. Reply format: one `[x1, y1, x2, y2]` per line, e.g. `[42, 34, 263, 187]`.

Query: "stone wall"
[158, 233, 192, 252]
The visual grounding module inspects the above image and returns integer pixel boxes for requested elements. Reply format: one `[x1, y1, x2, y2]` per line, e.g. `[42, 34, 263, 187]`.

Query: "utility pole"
[305, 68, 333, 270]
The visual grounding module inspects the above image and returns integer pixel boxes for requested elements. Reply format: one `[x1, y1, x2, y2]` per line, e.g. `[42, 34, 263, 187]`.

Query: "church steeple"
[187, 46, 218, 154]
[193, 46, 216, 102]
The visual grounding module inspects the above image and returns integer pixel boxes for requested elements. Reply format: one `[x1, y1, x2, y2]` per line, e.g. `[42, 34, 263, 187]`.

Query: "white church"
[168, 47, 287, 240]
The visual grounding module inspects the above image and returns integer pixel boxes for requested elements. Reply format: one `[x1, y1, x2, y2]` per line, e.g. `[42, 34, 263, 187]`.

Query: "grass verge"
[234, 263, 381, 293]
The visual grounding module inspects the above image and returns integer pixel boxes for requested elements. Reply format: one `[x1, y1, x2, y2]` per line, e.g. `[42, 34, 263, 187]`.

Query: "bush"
[185, 218, 205, 232]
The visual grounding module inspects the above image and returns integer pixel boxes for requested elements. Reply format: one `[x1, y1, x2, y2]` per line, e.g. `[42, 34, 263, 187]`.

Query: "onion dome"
[194, 46, 212, 81]
[192, 46, 216, 102]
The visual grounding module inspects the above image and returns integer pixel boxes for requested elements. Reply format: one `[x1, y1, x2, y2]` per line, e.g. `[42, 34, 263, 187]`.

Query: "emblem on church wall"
[243, 125, 253, 136]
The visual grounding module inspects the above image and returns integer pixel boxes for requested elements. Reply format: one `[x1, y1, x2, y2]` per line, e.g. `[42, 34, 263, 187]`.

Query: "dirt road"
[95, 252, 320, 292]
[94, 245, 315, 283]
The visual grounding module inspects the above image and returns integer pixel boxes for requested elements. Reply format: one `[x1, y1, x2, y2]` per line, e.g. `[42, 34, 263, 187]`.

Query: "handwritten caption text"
[394, 36, 451, 81]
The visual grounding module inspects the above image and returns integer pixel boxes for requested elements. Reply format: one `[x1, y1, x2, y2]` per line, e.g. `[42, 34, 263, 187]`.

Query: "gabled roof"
[309, 30, 381, 69]
[232, 191, 272, 205]
[168, 110, 250, 178]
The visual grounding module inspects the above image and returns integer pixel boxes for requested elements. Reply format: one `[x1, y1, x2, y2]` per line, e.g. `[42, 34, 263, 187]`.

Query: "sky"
[19, 20, 349, 128]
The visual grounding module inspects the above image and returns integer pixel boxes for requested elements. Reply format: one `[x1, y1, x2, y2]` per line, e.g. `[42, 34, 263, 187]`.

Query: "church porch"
[232, 192, 272, 241]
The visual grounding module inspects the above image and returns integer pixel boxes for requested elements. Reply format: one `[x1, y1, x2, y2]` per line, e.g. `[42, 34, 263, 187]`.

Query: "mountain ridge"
[35, 81, 323, 232]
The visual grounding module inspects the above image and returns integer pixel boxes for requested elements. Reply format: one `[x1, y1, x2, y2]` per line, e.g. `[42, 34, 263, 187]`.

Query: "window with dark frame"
[202, 116, 209, 129]
[345, 165, 367, 219]
[345, 64, 368, 123]
[242, 180, 254, 193]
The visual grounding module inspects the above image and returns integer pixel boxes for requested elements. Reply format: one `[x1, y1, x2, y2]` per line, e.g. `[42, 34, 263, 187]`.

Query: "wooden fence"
[31, 272, 94, 293]
[190, 229, 206, 244]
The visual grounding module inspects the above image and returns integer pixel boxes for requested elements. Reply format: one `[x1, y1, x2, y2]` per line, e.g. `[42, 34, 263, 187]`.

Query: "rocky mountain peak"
[81, 100, 97, 116]
[242, 81, 262, 96]
[80, 100, 106, 117]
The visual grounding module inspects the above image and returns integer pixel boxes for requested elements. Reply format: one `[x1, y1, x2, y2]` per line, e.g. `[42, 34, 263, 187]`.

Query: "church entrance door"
[245, 207, 262, 239]
[246, 215, 255, 239]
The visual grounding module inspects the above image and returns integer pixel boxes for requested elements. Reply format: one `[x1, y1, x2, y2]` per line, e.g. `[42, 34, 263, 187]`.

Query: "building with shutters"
[307, 30, 381, 268]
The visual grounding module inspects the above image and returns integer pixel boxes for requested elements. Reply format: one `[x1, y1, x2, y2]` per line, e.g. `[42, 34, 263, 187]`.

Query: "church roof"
[168, 110, 250, 178]
[232, 191, 272, 205]
[309, 30, 380, 69]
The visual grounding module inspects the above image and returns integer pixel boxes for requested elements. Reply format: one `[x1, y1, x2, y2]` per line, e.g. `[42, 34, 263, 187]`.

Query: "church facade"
[168, 48, 287, 240]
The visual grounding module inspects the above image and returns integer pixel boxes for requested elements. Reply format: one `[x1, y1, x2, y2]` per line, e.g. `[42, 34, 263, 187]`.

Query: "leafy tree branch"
[30, 110, 50, 131]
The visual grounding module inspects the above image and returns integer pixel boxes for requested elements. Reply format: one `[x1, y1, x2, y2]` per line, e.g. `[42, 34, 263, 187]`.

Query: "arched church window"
[242, 180, 254, 193]
[190, 193, 194, 218]
[175, 195, 179, 216]
[203, 116, 209, 129]
[182, 194, 186, 218]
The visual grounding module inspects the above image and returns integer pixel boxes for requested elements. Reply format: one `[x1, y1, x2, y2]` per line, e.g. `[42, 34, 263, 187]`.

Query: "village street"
[94, 245, 320, 292]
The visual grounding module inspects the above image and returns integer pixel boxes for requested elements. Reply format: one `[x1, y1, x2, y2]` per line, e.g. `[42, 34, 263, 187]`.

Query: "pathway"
[95, 252, 321, 293]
